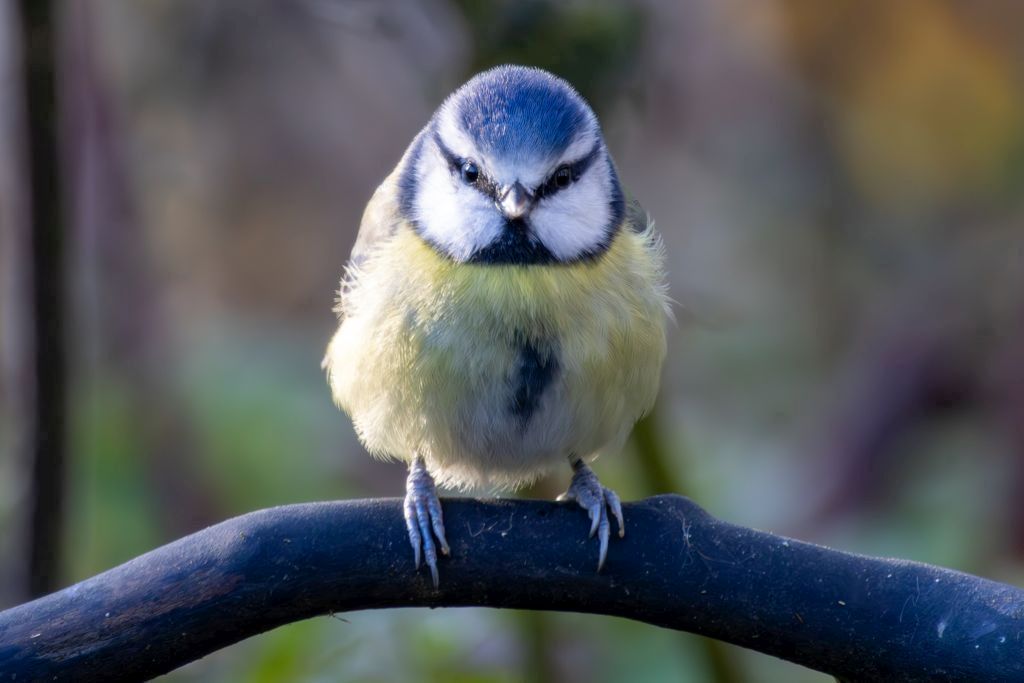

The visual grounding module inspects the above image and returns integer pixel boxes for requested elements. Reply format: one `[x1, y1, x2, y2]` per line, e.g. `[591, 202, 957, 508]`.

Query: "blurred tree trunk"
[0, 1, 32, 607]
[19, 0, 67, 599]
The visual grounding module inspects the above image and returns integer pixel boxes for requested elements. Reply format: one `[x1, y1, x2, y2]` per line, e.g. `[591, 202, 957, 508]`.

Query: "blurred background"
[2, 1, 1024, 681]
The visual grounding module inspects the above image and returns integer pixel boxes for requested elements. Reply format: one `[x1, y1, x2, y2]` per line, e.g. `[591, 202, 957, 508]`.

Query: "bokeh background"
[3, 1, 1024, 681]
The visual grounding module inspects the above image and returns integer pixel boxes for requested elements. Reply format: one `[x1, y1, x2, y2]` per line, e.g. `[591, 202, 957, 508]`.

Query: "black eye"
[554, 165, 572, 189]
[461, 161, 479, 184]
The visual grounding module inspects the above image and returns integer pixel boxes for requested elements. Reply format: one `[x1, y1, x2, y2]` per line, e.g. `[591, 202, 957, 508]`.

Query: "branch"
[1, 496, 1021, 681]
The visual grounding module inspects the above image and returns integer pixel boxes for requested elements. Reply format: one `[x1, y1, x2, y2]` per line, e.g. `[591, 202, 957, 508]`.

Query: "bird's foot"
[557, 459, 624, 571]
[404, 456, 449, 587]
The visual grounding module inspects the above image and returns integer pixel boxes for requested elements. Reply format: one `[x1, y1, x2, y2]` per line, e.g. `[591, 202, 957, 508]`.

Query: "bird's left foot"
[404, 456, 449, 587]
[557, 459, 624, 571]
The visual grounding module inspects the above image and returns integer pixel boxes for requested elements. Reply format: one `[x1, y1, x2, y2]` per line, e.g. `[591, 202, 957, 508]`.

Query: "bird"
[324, 65, 669, 586]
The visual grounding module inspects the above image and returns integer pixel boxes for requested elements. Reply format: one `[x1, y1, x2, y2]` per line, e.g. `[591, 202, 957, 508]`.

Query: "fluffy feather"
[326, 65, 669, 492]
[325, 195, 668, 489]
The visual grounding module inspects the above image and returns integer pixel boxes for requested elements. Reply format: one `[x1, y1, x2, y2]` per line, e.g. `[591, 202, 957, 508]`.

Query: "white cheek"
[530, 169, 611, 260]
[412, 161, 503, 262]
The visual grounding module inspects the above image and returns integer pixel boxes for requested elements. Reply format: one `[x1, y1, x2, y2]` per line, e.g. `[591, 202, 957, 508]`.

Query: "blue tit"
[324, 65, 669, 586]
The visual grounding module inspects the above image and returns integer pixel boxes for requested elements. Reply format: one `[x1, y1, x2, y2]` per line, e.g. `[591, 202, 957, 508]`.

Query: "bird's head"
[399, 65, 624, 265]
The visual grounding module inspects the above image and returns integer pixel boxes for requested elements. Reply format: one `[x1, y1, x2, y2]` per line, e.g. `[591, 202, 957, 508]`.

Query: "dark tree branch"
[1, 496, 1022, 682]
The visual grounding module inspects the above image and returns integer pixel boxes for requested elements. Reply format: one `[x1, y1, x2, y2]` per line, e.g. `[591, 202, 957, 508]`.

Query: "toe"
[596, 504, 610, 571]
[428, 559, 439, 588]
[560, 460, 626, 571]
[605, 488, 625, 539]
[404, 496, 422, 569]
[405, 458, 447, 585]
[415, 499, 437, 566]
[427, 495, 450, 556]
[587, 500, 601, 538]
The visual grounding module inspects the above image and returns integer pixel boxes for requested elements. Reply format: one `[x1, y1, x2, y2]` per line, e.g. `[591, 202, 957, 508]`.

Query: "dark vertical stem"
[631, 412, 744, 683]
[1000, 306, 1024, 557]
[514, 478, 561, 682]
[631, 411, 689, 495]
[19, 0, 66, 598]
[519, 609, 557, 683]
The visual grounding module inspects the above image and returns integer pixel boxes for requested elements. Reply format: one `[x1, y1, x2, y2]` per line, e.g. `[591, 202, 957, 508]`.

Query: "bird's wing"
[334, 169, 404, 319]
[623, 195, 649, 233]
[352, 172, 404, 268]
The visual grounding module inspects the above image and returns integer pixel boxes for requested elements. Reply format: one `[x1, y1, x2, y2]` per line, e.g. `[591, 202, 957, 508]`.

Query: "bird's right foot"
[557, 458, 624, 571]
[404, 456, 449, 587]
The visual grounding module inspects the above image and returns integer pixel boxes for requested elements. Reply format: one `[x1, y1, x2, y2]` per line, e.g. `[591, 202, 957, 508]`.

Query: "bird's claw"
[404, 457, 449, 587]
[558, 460, 624, 571]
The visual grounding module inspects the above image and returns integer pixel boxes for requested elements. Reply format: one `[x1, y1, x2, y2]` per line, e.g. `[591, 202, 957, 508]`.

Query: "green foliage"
[454, 0, 644, 106]
[67, 381, 161, 581]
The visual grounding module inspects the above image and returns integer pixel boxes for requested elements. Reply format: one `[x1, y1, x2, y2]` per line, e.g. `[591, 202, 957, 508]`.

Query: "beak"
[499, 182, 533, 219]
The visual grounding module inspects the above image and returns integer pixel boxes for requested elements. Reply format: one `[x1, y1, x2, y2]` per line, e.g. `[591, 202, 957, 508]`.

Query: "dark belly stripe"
[510, 341, 559, 426]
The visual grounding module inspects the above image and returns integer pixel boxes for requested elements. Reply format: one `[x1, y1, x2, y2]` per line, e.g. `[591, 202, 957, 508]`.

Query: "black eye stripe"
[536, 143, 601, 200]
[432, 132, 463, 172]
[432, 132, 600, 203]
[433, 132, 499, 200]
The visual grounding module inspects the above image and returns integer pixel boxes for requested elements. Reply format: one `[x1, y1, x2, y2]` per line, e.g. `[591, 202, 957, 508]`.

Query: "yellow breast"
[325, 224, 669, 489]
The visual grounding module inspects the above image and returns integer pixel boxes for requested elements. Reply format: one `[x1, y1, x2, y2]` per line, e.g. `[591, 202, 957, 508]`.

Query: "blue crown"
[451, 65, 594, 161]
